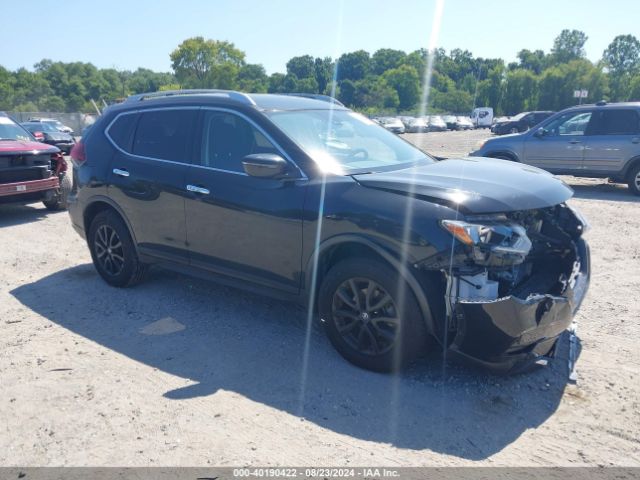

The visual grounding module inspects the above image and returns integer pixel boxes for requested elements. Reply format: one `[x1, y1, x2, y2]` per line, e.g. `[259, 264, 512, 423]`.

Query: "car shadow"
[11, 264, 574, 460]
[563, 180, 640, 203]
[0, 203, 63, 227]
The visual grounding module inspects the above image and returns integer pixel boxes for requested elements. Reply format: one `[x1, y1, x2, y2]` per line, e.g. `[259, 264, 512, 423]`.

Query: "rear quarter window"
[107, 113, 138, 151]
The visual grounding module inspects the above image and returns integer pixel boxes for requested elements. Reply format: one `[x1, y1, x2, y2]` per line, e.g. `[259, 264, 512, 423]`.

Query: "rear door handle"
[632, 137, 640, 144]
[569, 140, 582, 144]
[186, 184, 210, 195]
[112, 168, 130, 177]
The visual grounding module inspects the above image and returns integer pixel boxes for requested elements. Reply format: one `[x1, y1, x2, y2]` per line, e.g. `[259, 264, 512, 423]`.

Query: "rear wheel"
[627, 163, 640, 196]
[43, 173, 72, 211]
[319, 258, 429, 372]
[509, 127, 519, 134]
[88, 210, 148, 287]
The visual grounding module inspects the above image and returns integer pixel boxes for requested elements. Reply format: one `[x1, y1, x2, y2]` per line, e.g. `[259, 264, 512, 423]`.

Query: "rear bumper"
[0, 177, 59, 198]
[448, 238, 590, 374]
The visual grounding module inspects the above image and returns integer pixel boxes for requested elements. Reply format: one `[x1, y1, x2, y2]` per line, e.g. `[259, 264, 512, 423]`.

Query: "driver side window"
[200, 111, 279, 172]
[544, 111, 593, 137]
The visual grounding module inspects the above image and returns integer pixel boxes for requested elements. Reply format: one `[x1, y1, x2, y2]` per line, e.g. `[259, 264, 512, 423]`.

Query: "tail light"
[70, 141, 86, 166]
[51, 152, 67, 174]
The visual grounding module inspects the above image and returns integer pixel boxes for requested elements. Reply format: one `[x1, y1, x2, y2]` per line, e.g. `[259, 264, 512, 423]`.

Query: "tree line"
[1, 29, 639, 116]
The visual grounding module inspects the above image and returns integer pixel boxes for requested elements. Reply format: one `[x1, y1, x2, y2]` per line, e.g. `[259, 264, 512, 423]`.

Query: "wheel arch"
[83, 196, 138, 248]
[305, 235, 438, 334]
[622, 155, 640, 180]
[485, 150, 519, 162]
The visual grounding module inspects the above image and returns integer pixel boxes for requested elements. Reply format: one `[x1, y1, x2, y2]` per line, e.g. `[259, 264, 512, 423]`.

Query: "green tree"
[336, 50, 370, 81]
[517, 49, 547, 74]
[170, 37, 245, 88]
[286, 55, 315, 79]
[314, 57, 334, 94]
[237, 64, 268, 92]
[502, 69, 538, 114]
[353, 76, 399, 109]
[603, 34, 640, 100]
[371, 49, 406, 75]
[383, 65, 420, 110]
[551, 29, 588, 64]
[337, 79, 356, 106]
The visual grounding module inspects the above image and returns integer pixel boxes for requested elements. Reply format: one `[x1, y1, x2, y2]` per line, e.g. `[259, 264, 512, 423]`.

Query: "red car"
[0, 112, 71, 210]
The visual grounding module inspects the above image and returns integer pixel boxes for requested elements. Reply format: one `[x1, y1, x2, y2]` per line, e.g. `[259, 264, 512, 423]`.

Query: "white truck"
[471, 107, 493, 128]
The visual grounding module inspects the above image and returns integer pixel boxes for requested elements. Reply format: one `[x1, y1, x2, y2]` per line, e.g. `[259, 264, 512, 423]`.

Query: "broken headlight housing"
[441, 218, 533, 267]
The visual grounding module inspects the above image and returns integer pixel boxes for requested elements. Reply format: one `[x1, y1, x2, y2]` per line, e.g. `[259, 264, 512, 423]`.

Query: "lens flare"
[297, 0, 344, 417]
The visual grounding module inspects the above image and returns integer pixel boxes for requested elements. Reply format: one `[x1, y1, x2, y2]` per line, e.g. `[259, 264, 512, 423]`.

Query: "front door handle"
[112, 168, 130, 177]
[186, 184, 210, 195]
[569, 140, 582, 144]
[632, 137, 640, 144]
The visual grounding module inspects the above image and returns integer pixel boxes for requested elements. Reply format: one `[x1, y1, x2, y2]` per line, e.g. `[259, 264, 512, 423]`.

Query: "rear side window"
[107, 113, 137, 151]
[593, 110, 640, 135]
[132, 109, 197, 162]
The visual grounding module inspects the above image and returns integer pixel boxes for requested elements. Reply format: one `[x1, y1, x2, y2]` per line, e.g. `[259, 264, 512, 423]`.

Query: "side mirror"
[533, 128, 547, 138]
[242, 153, 288, 178]
[33, 131, 45, 142]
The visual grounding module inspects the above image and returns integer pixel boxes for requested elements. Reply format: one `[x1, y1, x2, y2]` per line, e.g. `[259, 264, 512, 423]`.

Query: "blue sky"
[2, 0, 638, 73]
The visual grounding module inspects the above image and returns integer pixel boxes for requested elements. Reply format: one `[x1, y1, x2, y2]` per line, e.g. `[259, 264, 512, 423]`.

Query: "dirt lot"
[1, 129, 639, 466]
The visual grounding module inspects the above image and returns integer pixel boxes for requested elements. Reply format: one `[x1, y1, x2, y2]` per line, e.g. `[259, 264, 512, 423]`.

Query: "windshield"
[0, 117, 33, 141]
[267, 109, 433, 174]
[26, 122, 57, 132]
[511, 112, 529, 121]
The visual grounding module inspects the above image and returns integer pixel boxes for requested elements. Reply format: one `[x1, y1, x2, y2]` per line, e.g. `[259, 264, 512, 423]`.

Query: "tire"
[43, 173, 72, 211]
[627, 163, 640, 196]
[509, 127, 519, 134]
[319, 258, 429, 372]
[88, 210, 148, 287]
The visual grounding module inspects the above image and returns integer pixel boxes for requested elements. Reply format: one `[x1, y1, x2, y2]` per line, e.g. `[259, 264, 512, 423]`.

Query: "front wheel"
[627, 163, 640, 196]
[43, 173, 72, 211]
[319, 258, 429, 372]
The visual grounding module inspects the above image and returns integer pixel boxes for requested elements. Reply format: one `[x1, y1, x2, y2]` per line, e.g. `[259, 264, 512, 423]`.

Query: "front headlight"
[441, 219, 532, 266]
[566, 204, 590, 235]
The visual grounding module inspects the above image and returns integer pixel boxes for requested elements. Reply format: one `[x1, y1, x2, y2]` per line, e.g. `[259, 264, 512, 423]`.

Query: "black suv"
[68, 90, 590, 374]
[491, 111, 555, 135]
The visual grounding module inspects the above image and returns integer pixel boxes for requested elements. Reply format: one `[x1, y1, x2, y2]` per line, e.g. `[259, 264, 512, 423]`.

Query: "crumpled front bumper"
[448, 238, 590, 374]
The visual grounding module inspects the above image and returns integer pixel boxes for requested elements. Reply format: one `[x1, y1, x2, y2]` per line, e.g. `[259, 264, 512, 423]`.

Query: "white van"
[471, 107, 494, 128]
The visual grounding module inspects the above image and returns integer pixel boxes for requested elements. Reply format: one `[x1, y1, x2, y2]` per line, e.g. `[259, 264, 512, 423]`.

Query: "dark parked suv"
[491, 111, 554, 135]
[68, 90, 590, 374]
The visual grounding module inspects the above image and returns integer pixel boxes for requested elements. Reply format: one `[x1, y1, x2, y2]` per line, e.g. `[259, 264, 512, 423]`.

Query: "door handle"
[569, 140, 581, 144]
[632, 138, 640, 144]
[186, 184, 210, 195]
[112, 168, 130, 177]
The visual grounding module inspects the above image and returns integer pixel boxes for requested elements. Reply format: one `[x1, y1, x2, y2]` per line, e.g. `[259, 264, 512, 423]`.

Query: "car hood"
[352, 157, 573, 214]
[0, 140, 60, 153]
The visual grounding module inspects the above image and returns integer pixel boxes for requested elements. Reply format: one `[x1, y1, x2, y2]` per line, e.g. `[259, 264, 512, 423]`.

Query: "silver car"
[471, 102, 640, 195]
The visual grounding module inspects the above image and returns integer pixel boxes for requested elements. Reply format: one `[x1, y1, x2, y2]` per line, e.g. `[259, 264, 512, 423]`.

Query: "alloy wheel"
[331, 278, 399, 356]
[635, 171, 640, 190]
[94, 225, 125, 276]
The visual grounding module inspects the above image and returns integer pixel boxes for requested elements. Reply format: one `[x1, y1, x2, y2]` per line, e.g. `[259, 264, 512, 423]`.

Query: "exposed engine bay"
[419, 203, 589, 371]
[430, 203, 587, 304]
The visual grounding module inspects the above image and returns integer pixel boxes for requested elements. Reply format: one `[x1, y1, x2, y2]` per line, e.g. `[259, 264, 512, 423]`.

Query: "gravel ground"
[1, 130, 639, 466]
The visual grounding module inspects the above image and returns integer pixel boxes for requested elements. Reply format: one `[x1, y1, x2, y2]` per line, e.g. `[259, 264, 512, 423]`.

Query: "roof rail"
[280, 93, 344, 107]
[126, 89, 257, 106]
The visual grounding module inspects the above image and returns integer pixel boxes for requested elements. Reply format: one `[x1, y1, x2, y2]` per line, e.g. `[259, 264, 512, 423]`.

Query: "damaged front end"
[421, 203, 590, 373]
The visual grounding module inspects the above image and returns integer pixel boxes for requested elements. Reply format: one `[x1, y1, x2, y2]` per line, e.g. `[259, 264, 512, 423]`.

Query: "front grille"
[0, 154, 51, 169]
[0, 166, 50, 183]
